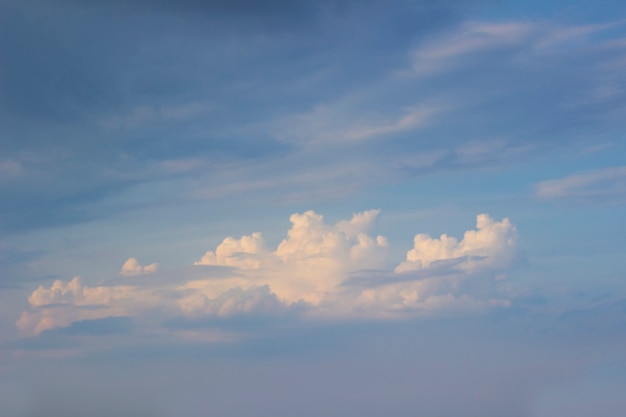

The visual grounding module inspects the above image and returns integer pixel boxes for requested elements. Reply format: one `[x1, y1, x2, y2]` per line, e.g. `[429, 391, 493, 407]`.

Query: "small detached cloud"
[120, 257, 159, 276]
[16, 210, 521, 337]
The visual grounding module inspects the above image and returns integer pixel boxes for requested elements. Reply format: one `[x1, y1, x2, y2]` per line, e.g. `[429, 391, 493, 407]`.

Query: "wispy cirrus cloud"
[3, 4, 626, 234]
[408, 19, 626, 77]
[536, 166, 626, 203]
[409, 21, 535, 76]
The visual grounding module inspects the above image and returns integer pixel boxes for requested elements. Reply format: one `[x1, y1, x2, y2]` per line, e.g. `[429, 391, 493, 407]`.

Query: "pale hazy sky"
[1, 0, 626, 416]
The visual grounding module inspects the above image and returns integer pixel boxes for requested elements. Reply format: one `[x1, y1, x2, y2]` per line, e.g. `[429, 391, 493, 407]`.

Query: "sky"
[1, 0, 626, 415]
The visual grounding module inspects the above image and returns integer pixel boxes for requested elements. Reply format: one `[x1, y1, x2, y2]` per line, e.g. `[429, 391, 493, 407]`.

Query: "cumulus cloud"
[395, 214, 519, 273]
[194, 210, 388, 304]
[27, 276, 117, 307]
[15, 276, 155, 336]
[194, 233, 267, 270]
[178, 285, 287, 318]
[331, 214, 520, 318]
[17, 210, 521, 336]
[120, 257, 159, 276]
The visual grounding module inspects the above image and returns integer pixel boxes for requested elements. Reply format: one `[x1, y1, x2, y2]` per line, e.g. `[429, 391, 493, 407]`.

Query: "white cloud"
[194, 232, 267, 270]
[28, 276, 114, 307]
[17, 276, 141, 335]
[194, 210, 389, 304]
[395, 214, 519, 273]
[536, 166, 626, 201]
[17, 210, 521, 335]
[325, 214, 519, 319]
[120, 257, 159, 276]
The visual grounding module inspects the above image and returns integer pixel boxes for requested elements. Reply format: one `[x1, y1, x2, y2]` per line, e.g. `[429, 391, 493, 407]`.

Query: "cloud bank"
[16, 210, 520, 336]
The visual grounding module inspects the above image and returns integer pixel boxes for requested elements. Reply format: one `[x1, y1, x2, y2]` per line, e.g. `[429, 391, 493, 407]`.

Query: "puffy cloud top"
[395, 214, 519, 272]
[194, 233, 266, 269]
[28, 277, 122, 307]
[120, 258, 159, 276]
[194, 210, 388, 304]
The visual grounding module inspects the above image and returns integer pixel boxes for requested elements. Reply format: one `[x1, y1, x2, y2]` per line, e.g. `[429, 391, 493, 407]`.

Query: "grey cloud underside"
[12, 286, 626, 356]
[343, 256, 487, 288]
[57, 316, 134, 335]
[162, 303, 306, 332]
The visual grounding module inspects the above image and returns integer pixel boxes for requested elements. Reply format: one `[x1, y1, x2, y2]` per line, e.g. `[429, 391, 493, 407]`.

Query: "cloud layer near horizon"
[16, 210, 520, 336]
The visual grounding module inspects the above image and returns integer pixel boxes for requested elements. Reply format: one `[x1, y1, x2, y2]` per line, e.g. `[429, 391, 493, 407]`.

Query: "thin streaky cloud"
[536, 166, 626, 200]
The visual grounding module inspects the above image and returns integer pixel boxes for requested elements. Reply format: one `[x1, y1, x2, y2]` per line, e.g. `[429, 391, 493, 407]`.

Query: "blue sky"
[1, 0, 626, 415]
